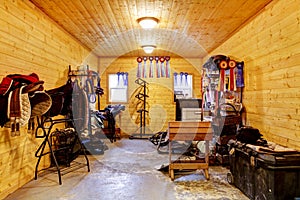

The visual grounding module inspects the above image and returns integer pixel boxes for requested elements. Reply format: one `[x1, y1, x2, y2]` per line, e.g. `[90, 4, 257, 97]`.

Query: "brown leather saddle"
[0, 73, 52, 136]
[42, 79, 89, 133]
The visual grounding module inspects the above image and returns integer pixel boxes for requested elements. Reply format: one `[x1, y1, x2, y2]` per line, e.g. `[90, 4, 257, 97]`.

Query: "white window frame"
[174, 74, 193, 99]
[108, 74, 128, 103]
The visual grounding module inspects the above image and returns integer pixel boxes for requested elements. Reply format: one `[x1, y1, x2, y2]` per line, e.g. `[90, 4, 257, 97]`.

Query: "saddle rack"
[34, 117, 90, 185]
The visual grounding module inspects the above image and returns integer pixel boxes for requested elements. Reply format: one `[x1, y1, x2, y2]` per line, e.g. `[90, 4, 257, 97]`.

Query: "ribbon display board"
[210, 55, 244, 92]
[136, 56, 171, 78]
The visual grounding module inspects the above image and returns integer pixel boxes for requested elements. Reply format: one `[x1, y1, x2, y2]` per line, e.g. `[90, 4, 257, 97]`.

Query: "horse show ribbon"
[184, 72, 188, 86]
[143, 56, 148, 78]
[228, 60, 237, 91]
[155, 56, 160, 78]
[149, 56, 154, 78]
[218, 60, 227, 91]
[180, 72, 184, 86]
[165, 56, 171, 78]
[120, 72, 125, 86]
[160, 57, 165, 77]
[123, 72, 128, 86]
[236, 61, 245, 87]
[136, 57, 143, 78]
[117, 72, 121, 85]
[174, 72, 178, 86]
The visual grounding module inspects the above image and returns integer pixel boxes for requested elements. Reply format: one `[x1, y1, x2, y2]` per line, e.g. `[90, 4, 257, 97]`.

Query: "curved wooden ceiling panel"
[29, 0, 272, 58]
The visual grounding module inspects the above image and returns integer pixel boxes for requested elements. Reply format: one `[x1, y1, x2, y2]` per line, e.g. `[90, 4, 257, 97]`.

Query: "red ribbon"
[136, 57, 143, 78]
[149, 56, 154, 78]
[228, 60, 236, 91]
[155, 56, 160, 78]
[160, 57, 165, 77]
[165, 56, 170, 78]
[218, 60, 227, 91]
[143, 57, 148, 78]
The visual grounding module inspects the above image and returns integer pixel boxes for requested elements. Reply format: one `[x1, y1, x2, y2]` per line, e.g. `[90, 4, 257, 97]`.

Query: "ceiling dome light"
[137, 17, 159, 29]
[142, 45, 156, 54]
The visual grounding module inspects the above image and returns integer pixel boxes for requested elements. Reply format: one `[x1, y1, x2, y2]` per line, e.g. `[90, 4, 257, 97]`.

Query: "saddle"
[0, 73, 52, 136]
[42, 78, 89, 134]
[44, 79, 73, 117]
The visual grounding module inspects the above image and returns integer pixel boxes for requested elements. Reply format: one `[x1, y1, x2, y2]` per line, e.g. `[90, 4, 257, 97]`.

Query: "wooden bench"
[168, 121, 213, 180]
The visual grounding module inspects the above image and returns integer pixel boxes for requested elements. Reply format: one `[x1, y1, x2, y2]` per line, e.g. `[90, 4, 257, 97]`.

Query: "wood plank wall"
[0, 0, 98, 198]
[99, 57, 202, 135]
[206, 0, 300, 150]
[1, 0, 299, 198]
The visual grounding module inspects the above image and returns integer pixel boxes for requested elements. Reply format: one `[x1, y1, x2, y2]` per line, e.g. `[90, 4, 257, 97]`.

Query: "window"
[108, 73, 128, 103]
[173, 73, 193, 99]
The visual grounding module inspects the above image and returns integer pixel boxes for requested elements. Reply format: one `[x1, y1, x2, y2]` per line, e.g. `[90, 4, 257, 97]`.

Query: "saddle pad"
[6, 86, 31, 135]
[20, 91, 31, 126]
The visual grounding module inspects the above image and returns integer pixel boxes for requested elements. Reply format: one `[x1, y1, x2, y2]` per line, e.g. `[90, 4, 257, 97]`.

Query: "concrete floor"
[5, 139, 249, 200]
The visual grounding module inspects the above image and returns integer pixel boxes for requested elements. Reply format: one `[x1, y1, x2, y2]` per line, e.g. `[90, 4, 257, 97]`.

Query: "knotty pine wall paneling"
[206, 0, 300, 150]
[0, 0, 98, 198]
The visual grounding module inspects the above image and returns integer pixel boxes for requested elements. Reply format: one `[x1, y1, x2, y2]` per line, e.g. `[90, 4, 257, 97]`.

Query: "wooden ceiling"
[30, 0, 272, 58]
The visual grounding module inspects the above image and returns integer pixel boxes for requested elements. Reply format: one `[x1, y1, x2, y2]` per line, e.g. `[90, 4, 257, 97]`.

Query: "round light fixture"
[137, 17, 159, 29]
[142, 45, 156, 54]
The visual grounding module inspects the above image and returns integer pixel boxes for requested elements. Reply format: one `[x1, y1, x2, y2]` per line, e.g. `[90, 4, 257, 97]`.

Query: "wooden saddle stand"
[168, 121, 213, 180]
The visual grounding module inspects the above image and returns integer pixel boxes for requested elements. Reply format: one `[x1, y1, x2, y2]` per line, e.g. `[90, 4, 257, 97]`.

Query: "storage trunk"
[227, 142, 300, 200]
